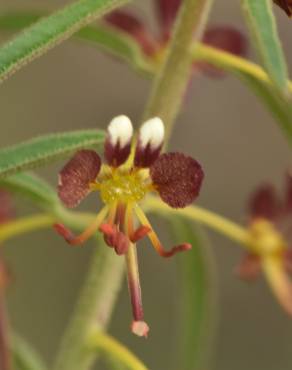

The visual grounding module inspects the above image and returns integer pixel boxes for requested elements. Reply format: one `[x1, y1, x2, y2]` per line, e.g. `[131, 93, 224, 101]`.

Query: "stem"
[0, 215, 54, 243]
[52, 242, 124, 370]
[143, 0, 213, 143]
[143, 196, 249, 247]
[192, 43, 292, 89]
[88, 331, 148, 370]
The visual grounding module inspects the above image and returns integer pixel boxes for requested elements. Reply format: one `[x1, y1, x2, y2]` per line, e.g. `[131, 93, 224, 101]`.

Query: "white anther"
[139, 117, 165, 149]
[107, 115, 133, 148]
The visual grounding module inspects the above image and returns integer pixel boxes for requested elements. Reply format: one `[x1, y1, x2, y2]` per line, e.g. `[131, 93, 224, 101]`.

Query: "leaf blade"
[170, 216, 218, 370]
[0, 12, 154, 76]
[12, 335, 47, 370]
[0, 129, 105, 178]
[193, 44, 292, 145]
[0, 0, 130, 83]
[241, 0, 289, 92]
[0, 172, 59, 211]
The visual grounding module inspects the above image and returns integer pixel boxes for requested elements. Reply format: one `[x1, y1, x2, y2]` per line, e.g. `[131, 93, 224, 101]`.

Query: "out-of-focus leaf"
[0, 172, 59, 211]
[88, 331, 148, 370]
[169, 216, 218, 370]
[0, 129, 105, 178]
[0, 12, 154, 76]
[193, 44, 292, 145]
[12, 335, 47, 370]
[241, 0, 289, 93]
[0, 0, 130, 83]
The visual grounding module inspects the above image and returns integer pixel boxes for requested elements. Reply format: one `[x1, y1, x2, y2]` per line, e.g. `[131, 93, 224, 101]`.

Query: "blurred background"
[0, 1, 291, 369]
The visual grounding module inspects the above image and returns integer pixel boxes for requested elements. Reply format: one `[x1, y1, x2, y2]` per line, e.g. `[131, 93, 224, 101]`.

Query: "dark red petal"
[0, 191, 14, 224]
[156, 0, 181, 41]
[284, 248, 292, 274]
[104, 140, 131, 168]
[196, 26, 247, 78]
[235, 253, 261, 281]
[150, 152, 204, 208]
[104, 10, 158, 56]
[134, 142, 162, 168]
[58, 150, 101, 208]
[249, 184, 280, 220]
[273, 0, 292, 16]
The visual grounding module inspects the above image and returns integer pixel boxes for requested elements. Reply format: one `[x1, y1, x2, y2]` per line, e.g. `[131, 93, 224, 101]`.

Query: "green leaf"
[12, 334, 47, 370]
[241, 0, 289, 93]
[170, 216, 218, 370]
[193, 44, 292, 145]
[0, 0, 130, 83]
[0, 172, 59, 211]
[0, 12, 154, 76]
[0, 129, 105, 178]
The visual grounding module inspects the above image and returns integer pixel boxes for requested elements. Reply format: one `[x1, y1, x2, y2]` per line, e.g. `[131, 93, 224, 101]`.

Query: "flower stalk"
[143, 196, 249, 247]
[143, 0, 214, 143]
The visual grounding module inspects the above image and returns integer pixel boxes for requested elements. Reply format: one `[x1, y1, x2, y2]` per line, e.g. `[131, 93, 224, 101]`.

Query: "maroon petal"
[150, 152, 204, 208]
[235, 253, 261, 281]
[273, 0, 292, 16]
[104, 10, 158, 56]
[0, 191, 13, 224]
[284, 248, 292, 274]
[196, 26, 247, 78]
[58, 150, 101, 208]
[249, 184, 280, 220]
[156, 0, 181, 42]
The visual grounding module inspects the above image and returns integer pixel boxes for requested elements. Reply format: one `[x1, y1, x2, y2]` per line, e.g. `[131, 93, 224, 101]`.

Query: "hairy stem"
[52, 243, 124, 370]
[143, 0, 213, 144]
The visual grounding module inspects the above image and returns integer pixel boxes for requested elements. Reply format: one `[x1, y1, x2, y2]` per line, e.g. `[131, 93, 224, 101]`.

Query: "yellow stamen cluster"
[248, 219, 287, 257]
[98, 167, 149, 205]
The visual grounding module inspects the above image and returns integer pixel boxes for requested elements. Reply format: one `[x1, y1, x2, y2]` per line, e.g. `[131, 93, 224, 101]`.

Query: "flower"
[236, 173, 292, 315]
[54, 115, 204, 336]
[104, 0, 247, 77]
[273, 0, 292, 16]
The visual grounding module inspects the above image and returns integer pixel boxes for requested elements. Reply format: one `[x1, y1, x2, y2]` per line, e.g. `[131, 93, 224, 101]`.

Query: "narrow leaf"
[170, 216, 218, 370]
[88, 332, 148, 370]
[0, 172, 59, 211]
[0, 129, 105, 178]
[12, 335, 47, 370]
[0, 0, 130, 83]
[193, 44, 292, 145]
[241, 0, 289, 92]
[0, 12, 154, 76]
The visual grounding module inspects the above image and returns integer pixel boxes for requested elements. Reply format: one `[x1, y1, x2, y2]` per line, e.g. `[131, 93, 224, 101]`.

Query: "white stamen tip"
[107, 115, 133, 148]
[131, 321, 150, 337]
[139, 117, 165, 150]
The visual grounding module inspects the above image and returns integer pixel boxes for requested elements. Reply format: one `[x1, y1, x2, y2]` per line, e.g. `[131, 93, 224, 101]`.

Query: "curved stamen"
[54, 206, 109, 246]
[134, 205, 191, 257]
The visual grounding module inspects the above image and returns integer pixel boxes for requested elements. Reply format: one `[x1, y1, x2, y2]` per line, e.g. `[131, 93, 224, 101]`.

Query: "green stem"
[88, 331, 148, 370]
[143, 196, 249, 248]
[143, 0, 213, 144]
[0, 215, 54, 243]
[52, 242, 124, 370]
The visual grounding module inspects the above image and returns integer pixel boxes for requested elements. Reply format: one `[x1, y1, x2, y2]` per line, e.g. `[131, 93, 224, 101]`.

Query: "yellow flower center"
[249, 219, 287, 256]
[99, 169, 148, 204]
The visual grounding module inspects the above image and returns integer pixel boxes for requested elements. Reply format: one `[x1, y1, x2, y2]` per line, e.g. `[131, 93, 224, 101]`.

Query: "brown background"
[0, 1, 291, 369]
